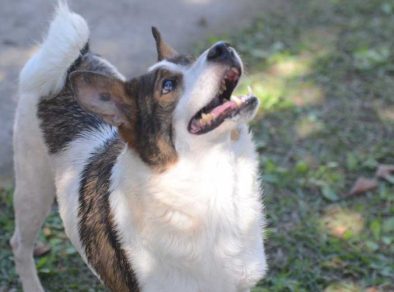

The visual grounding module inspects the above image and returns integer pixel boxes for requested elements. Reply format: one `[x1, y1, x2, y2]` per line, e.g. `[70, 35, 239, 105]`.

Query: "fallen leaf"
[33, 242, 51, 257]
[375, 164, 394, 183]
[349, 177, 378, 196]
[332, 225, 347, 237]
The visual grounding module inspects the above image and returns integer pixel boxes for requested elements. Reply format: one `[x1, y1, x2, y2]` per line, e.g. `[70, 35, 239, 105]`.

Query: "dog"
[10, 3, 267, 291]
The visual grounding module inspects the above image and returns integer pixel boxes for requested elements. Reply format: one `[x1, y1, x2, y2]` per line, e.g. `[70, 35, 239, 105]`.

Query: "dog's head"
[70, 28, 259, 171]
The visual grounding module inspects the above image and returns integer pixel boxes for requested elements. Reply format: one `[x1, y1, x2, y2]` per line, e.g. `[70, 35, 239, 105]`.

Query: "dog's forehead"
[148, 60, 187, 74]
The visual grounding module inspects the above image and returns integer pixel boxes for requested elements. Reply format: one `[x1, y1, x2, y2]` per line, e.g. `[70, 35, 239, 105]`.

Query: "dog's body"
[11, 4, 266, 292]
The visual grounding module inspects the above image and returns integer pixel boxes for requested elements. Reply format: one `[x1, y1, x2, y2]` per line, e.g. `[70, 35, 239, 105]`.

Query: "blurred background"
[1, 0, 393, 291]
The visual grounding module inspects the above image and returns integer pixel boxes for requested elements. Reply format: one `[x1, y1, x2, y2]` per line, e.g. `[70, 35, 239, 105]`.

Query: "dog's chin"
[230, 97, 260, 124]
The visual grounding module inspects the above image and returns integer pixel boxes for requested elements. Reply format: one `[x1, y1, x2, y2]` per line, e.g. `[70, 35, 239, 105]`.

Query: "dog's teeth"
[231, 67, 239, 74]
[200, 113, 215, 126]
[232, 96, 243, 106]
[207, 114, 214, 124]
[218, 80, 226, 94]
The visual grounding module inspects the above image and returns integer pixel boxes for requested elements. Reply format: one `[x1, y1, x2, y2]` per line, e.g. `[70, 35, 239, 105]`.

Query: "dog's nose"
[207, 42, 233, 61]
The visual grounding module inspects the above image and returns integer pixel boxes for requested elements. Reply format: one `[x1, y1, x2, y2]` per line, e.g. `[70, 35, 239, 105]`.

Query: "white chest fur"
[110, 127, 267, 292]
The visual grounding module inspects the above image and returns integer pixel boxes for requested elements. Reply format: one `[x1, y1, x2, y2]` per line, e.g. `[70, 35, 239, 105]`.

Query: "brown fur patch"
[151, 27, 194, 65]
[79, 136, 140, 292]
[116, 68, 182, 172]
[151, 27, 178, 61]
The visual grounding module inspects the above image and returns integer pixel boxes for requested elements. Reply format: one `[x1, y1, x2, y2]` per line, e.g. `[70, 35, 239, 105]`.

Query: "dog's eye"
[161, 79, 176, 95]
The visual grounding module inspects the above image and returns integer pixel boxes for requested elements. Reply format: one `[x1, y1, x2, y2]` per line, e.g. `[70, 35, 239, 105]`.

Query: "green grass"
[0, 188, 102, 291]
[1, 0, 394, 291]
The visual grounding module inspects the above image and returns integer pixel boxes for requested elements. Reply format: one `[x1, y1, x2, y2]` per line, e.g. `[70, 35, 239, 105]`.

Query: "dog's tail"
[19, 1, 89, 97]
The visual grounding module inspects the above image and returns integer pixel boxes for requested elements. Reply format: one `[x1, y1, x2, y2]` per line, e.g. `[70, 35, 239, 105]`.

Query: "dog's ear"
[70, 71, 131, 127]
[151, 26, 178, 61]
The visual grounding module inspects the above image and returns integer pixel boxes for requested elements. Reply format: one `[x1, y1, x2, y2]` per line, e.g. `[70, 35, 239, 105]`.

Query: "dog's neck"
[113, 124, 251, 197]
[108, 123, 258, 261]
[173, 126, 242, 156]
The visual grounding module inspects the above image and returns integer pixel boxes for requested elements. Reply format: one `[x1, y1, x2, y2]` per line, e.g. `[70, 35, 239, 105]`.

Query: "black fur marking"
[67, 42, 90, 74]
[38, 51, 121, 154]
[79, 136, 140, 292]
[37, 94, 104, 154]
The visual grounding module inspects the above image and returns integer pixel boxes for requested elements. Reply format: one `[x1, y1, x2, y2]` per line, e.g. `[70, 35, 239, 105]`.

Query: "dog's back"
[11, 3, 267, 292]
[11, 4, 131, 291]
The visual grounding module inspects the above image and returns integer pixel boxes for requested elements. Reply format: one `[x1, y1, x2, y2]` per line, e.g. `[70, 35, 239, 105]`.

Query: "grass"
[0, 189, 102, 291]
[1, 0, 394, 290]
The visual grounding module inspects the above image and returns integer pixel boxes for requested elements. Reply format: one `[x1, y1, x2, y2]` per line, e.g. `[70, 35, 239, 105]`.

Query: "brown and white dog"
[11, 3, 267, 291]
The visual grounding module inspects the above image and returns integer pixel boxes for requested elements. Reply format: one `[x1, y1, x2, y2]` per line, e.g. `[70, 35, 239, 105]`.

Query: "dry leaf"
[33, 242, 51, 257]
[349, 177, 378, 196]
[375, 164, 394, 181]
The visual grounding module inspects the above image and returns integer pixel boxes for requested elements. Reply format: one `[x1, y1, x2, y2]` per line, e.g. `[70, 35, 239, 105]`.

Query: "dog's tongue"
[211, 100, 238, 116]
[190, 120, 202, 134]
[189, 100, 238, 134]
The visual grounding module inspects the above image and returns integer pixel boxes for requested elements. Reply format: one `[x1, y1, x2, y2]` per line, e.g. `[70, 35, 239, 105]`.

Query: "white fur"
[19, 2, 89, 96]
[11, 3, 90, 292]
[12, 3, 266, 292]
[54, 125, 116, 260]
[110, 125, 266, 292]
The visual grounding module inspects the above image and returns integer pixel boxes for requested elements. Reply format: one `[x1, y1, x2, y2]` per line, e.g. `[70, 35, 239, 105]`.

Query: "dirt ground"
[0, 0, 280, 186]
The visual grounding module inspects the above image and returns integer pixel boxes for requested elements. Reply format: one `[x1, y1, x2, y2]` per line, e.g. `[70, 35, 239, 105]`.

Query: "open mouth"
[188, 67, 257, 135]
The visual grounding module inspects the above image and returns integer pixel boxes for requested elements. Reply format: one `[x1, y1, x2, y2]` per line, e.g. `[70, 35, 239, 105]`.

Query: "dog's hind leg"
[10, 98, 56, 292]
[10, 3, 90, 290]
[10, 152, 55, 291]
